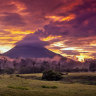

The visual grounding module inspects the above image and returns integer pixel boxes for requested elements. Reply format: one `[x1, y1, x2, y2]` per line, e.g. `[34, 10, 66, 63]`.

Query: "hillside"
[4, 44, 56, 58]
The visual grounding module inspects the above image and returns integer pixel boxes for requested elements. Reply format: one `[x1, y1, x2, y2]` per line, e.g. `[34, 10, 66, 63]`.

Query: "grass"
[0, 73, 96, 96]
[61, 72, 96, 85]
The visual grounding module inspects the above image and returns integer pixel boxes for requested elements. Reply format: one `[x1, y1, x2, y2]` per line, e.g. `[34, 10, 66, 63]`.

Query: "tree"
[32, 61, 36, 73]
[0, 58, 2, 73]
[20, 59, 27, 68]
[89, 60, 96, 72]
[13, 60, 18, 72]
[58, 62, 61, 72]
[42, 61, 50, 71]
[2, 57, 7, 69]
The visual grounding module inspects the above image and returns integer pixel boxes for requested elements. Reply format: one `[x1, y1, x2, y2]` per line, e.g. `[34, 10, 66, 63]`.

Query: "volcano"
[4, 44, 56, 58]
[4, 34, 58, 58]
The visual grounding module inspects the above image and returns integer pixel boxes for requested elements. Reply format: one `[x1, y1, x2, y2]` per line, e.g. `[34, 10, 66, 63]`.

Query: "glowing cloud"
[61, 47, 83, 52]
[76, 53, 94, 62]
[40, 35, 62, 41]
[0, 45, 15, 53]
[4, 29, 35, 35]
[46, 14, 76, 22]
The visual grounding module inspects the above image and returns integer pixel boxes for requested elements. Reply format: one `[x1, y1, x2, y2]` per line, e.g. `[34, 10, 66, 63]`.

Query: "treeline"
[0, 56, 96, 74]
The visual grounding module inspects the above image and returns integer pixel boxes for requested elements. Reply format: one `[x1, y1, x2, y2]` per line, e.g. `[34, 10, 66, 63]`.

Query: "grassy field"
[0, 73, 96, 96]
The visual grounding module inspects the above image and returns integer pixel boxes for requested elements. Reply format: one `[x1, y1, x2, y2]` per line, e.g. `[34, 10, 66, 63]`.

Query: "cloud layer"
[0, 0, 96, 61]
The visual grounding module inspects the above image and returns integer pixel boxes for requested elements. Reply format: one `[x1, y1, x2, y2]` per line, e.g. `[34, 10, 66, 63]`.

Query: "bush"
[16, 74, 20, 77]
[41, 85, 57, 89]
[0, 69, 4, 74]
[42, 70, 63, 81]
[8, 86, 29, 90]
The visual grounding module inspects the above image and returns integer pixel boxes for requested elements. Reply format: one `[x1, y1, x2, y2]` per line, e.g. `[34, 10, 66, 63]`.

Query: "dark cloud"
[2, 13, 26, 26]
[71, 0, 96, 14]
[62, 50, 80, 55]
[17, 34, 49, 47]
[18, 0, 64, 13]
[0, 0, 17, 13]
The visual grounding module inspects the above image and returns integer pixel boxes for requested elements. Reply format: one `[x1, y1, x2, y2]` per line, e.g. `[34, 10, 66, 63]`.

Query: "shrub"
[8, 86, 29, 90]
[41, 85, 57, 89]
[41, 85, 50, 88]
[51, 86, 58, 89]
[16, 74, 20, 77]
[42, 70, 63, 81]
[0, 69, 4, 74]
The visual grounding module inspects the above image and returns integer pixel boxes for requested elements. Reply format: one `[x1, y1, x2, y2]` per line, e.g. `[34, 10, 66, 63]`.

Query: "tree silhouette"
[89, 60, 96, 72]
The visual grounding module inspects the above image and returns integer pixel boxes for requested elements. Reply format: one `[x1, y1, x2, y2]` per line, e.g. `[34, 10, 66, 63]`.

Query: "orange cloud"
[0, 29, 35, 53]
[90, 40, 96, 46]
[11, 1, 26, 12]
[61, 47, 83, 52]
[76, 53, 94, 62]
[40, 35, 62, 41]
[51, 41, 66, 47]
[46, 14, 76, 22]
[4, 29, 35, 35]
[46, 48, 62, 55]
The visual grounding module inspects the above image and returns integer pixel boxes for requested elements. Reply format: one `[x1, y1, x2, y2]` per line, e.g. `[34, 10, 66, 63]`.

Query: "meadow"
[0, 72, 96, 96]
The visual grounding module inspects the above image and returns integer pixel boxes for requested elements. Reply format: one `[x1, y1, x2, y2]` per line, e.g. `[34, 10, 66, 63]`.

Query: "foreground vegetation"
[0, 72, 96, 96]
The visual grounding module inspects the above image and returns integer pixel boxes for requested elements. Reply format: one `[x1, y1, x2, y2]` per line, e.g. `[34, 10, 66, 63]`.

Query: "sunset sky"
[0, 0, 96, 61]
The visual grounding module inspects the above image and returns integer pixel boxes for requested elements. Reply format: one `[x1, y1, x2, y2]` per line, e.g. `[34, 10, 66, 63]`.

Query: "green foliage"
[41, 85, 57, 89]
[42, 70, 63, 81]
[8, 86, 29, 90]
